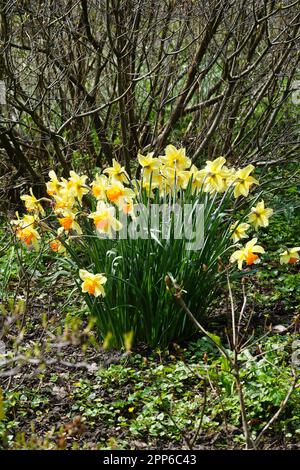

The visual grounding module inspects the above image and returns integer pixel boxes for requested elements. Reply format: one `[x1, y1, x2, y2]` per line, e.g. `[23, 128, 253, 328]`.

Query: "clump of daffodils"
[12, 144, 300, 348]
[12, 144, 297, 304]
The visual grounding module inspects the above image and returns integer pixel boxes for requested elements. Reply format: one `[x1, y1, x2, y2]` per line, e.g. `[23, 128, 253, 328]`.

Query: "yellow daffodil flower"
[231, 164, 258, 198]
[106, 182, 134, 204]
[279, 247, 300, 265]
[53, 192, 76, 214]
[138, 152, 160, 177]
[230, 222, 250, 244]
[12, 214, 40, 250]
[159, 145, 191, 170]
[230, 238, 265, 270]
[58, 210, 82, 234]
[103, 159, 129, 184]
[198, 157, 227, 193]
[79, 269, 107, 297]
[17, 226, 40, 250]
[67, 171, 89, 202]
[88, 201, 122, 237]
[91, 174, 108, 200]
[140, 170, 170, 197]
[49, 238, 66, 254]
[248, 200, 273, 230]
[21, 188, 45, 216]
[46, 170, 61, 196]
[176, 170, 191, 190]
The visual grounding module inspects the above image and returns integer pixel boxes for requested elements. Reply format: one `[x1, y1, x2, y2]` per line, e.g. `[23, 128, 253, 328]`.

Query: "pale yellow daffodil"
[103, 159, 129, 184]
[248, 200, 273, 230]
[189, 164, 205, 193]
[159, 145, 191, 170]
[88, 201, 122, 237]
[21, 189, 45, 216]
[53, 191, 76, 214]
[106, 181, 135, 205]
[230, 222, 250, 244]
[231, 165, 258, 198]
[67, 171, 89, 202]
[12, 213, 40, 250]
[198, 157, 227, 194]
[220, 166, 236, 193]
[279, 247, 300, 265]
[161, 166, 191, 190]
[58, 210, 82, 234]
[79, 269, 107, 297]
[49, 238, 66, 254]
[230, 237, 265, 270]
[46, 170, 61, 196]
[91, 174, 108, 200]
[120, 196, 135, 217]
[138, 152, 160, 178]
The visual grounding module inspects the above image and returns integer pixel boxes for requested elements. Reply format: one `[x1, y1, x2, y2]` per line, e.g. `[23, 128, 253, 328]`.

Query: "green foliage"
[2, 334, 298, 449]
[71, 360, 203, 441]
